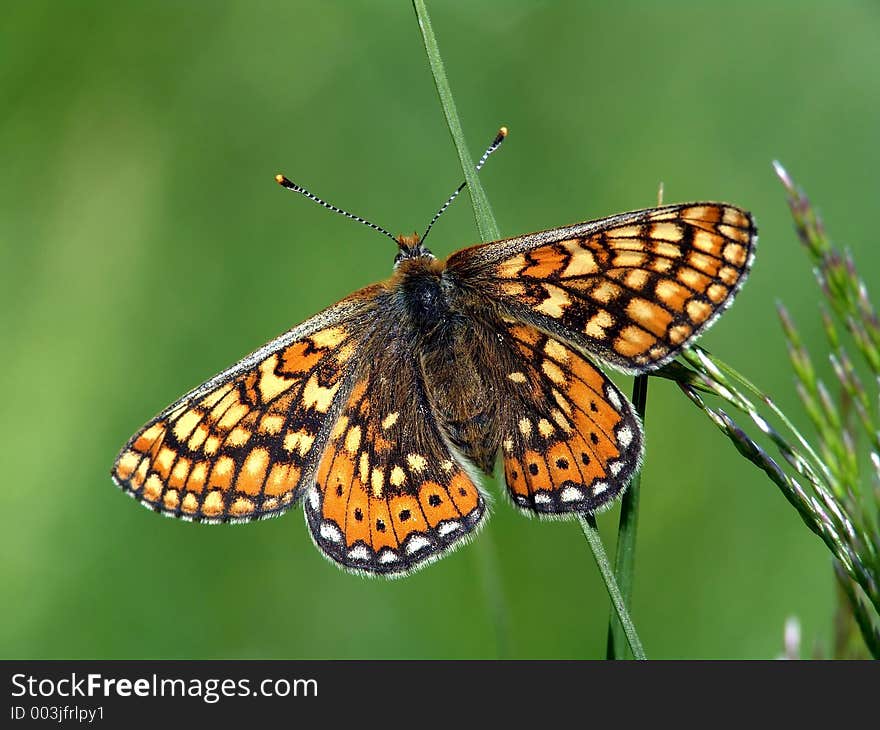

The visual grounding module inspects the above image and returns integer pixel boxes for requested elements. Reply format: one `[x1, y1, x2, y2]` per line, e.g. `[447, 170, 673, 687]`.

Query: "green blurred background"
[3, 1, 878, 659]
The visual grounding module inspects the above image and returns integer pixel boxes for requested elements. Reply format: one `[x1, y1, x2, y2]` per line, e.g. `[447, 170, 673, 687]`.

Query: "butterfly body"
[113, 201, 756, 576]
[390, 254, 500, 472]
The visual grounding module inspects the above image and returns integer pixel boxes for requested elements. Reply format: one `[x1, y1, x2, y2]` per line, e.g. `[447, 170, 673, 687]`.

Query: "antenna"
[274, 174, 399, 245]
[421, 126, 508, 244]
[275, 125, 508, 249]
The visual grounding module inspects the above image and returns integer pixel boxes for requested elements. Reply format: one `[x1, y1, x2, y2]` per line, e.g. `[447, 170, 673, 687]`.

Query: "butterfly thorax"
[392, 256, 444, 323]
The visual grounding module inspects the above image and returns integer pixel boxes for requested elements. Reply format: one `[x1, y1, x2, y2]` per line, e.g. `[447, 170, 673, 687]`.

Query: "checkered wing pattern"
[497, 322, 642, 515]
[111, 287, 381, 523]
[448, 203, 756, 373]
[305, 336, 487, 576]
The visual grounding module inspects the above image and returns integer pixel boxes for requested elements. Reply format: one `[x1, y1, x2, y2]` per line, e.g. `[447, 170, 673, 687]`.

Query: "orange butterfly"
[111, 129, 756, 576]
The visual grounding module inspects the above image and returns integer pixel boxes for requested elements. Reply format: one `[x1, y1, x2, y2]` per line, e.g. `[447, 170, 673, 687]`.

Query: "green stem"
[579, 515, 647, 660]
[606, 374, 648, 659]
[413, 0, 509, 656]
[833, 560, 880, 659]
[413, 0, 645, 660]
[474, 523, 511, 658]
[412, 0, 500, 241]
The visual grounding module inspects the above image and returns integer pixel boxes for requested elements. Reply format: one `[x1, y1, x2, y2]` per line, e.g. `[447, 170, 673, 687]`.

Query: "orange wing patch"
[500, 323, 643, 515]
[112, 318, 364, 524]
[305, 370, 486, 575]
[456, 202, 756, 374]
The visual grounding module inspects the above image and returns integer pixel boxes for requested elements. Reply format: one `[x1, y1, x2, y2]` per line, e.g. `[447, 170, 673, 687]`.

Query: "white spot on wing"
[319, 521, 342, 543]
[618, 425, 633, 448]
[606, 385, 623, 410]
[593, 481, 609, 496]
[348, 544, 370, 561]
[308, 487, 320, 511]
[609, 461, 623, 476]
[533, 492, 552, 505]
[560, 486, 585, 502]
[406, 535, 431, 555]
[437, 520, 461, 536]
[378, 550, 399, 564]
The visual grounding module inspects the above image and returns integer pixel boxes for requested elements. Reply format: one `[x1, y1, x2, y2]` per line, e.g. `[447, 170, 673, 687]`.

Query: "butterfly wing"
[111, 285, 382, 523]
[497, 322, 642, 514]
[447, 203, 756, 373]
[305, 322, 487, 575]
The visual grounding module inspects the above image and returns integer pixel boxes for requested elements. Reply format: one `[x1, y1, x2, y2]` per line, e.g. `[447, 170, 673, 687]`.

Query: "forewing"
[304, 335, 487, 576]
[111, 286, 381, 522]
[447, 203, 756, 373]
[498, 322, 643, 515]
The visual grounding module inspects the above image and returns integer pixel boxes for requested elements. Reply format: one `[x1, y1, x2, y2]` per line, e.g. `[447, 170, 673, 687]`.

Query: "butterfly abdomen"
[419, 327, 501, 474]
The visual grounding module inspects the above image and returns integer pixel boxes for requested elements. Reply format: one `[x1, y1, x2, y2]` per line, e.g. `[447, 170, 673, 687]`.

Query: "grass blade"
[580, 515, 647, 660]
[413, 0, 645, 660]
[412, 0, 510, 655]
[412, 0, 500, 241]
[606, 374, 648, 659]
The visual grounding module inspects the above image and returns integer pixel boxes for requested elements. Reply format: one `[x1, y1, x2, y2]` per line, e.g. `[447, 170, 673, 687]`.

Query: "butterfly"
[111, 129, 756, 576]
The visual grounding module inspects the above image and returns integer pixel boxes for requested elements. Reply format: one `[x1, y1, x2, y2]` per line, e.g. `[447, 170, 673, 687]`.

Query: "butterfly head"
[394, 232, 435, 267]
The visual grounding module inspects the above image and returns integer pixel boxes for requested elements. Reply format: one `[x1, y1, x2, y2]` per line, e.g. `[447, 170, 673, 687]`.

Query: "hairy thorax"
[394, 258, 502, 473]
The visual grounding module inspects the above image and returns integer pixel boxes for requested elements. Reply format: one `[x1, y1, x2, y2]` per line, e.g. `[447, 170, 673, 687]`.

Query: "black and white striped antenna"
[274, 174, 399, 245]
[420, 126, 507, 245]
[274, 126, 508, 248]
